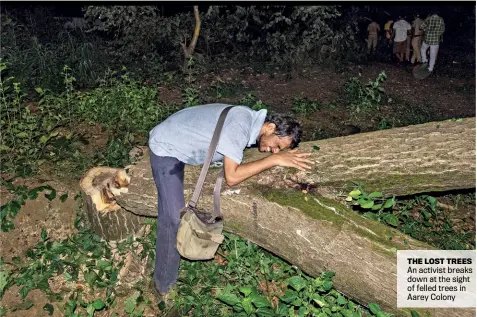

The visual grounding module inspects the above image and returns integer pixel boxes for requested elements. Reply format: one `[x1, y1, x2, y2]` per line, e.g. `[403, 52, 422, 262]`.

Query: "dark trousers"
[150, 152, 185, 294]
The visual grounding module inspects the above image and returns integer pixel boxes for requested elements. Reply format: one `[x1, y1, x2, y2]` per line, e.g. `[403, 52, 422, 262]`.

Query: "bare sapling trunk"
[181, 6, 201, 72]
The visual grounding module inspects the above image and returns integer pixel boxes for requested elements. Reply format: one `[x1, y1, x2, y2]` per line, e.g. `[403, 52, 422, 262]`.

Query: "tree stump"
[79, 167, 144, 241]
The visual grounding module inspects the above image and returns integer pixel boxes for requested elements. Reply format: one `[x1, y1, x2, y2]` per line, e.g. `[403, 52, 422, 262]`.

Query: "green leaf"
[43, 303, 54, 316]
[371, 203, 382, 210]
[16, 132, 28, 138]
[92, 299, 105, 310]
[363, 211, 379, 221]
[426, 196, 437, 209]
[84, 270, 98, 287]
[60, 194, 68, 202]
[0, 269, 9, 293]
[239, 286, 253, 296]
[360, 199, 374, 209]
[41, 228, 48, 241]
[276, 303, 289, 315]
[313, 145, 320, 151]
[40, 135, 49, 144]
[280, 289, 297, 303]
[384, 214, 399, 227]
[288, 276, 307, 292]
[217, 293, 241, 307]
[51, 241, 63, 252]
[367, 192, 382, 199]
[87, 304, 95, 316]
[345, 196, 353, 202]
[368, 303, 381, 314]
[125, 292, 140, 314]
[297, 306, 308, 316]
[390, 247, 397, 253]
[256, 307, 276, 316]
[383, 198, 395, 209]
[312, 294, 326, 307]
[336, 295, 347, 305]
[321, 280, 333, 291]
[377, 312, 387, 317]
[411, 310, 420, 317]
[96, 260, 112, 270]
[348, 189, 361, 199]
[422, 210, 431, 220]
[250, 294, 271, 308]
[242, 297, 254, 314]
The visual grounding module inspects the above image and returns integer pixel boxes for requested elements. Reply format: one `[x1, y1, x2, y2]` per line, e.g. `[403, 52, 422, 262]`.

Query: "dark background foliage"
[1, 4, 474, 91]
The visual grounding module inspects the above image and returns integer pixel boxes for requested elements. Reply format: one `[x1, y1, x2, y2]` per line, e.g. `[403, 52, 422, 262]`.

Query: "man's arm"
[223, 150, 313, 186]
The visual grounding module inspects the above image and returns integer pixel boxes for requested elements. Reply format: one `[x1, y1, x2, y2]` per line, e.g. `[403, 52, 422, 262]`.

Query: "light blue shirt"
[148, 104, 267, 165]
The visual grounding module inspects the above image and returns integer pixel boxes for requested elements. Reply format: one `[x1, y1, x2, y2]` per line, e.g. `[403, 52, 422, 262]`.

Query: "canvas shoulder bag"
[176, 106, 234, 260]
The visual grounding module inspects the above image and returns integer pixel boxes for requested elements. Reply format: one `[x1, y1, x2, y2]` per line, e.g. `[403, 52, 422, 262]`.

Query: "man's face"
[258, 130, 293, 154]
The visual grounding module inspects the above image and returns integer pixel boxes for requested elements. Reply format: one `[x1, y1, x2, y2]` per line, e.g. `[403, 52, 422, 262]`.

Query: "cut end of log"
[80, 167, 130, 213]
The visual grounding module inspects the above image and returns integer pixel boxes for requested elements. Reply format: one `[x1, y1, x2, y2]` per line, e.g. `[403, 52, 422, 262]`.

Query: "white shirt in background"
[393, 19, 411, 42]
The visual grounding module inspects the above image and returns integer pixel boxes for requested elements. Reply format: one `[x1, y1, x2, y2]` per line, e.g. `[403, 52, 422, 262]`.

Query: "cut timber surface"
[80, 167, 144, 240]
[81, 118, 476, 317]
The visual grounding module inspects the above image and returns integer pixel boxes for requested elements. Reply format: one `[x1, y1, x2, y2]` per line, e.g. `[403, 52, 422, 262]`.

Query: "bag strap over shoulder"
[187, 106, 234, 219]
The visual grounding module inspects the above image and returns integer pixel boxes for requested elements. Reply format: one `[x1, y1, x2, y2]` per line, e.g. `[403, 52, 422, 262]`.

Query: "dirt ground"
[1, 59, 475, 315]
[159, 60, 475, 141]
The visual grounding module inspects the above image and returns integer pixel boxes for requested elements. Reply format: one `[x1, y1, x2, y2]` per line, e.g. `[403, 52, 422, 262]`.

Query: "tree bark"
[181, 6, 201, 72]
[81, 118, 476, 317]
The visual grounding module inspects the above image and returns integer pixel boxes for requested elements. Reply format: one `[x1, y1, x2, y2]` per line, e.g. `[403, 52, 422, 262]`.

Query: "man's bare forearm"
[226, 156, 276, 186]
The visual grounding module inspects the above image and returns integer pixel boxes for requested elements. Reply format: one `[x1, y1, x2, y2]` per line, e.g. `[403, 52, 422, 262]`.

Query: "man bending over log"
[148, 103, 313, 299]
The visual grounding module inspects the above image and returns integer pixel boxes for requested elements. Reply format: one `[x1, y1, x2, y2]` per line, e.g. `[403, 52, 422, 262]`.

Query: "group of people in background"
[367, 9, 445, 74]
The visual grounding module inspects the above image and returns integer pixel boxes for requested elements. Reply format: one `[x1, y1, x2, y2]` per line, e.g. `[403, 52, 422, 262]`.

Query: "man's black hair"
[264, 113, 302, 149]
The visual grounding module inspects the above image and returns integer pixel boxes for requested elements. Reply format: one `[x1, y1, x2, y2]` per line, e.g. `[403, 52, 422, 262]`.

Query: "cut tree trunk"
[79, 167, 144, 240]
[80, 118, 476, 317]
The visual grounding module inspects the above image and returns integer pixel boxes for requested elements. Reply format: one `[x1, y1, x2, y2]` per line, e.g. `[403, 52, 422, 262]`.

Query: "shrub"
[240, 93, 269, 111]
[0, 63, 72, 175]
[74, 68, 180, 135]
[345, 71, 386, 115]
[292, 96, 320, 116]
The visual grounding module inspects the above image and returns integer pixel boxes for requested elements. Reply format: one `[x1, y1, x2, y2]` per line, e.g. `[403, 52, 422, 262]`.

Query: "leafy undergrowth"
[345, 186, 475, 250]
[177, 233, 397, 317]
[0, 206, 401, 317]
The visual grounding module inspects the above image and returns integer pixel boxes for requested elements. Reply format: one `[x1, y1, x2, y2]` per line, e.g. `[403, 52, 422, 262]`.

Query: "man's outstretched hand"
[270, 149, 314, 171]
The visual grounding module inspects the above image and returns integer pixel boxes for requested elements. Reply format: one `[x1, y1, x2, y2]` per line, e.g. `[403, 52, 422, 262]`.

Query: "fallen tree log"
[80, 118, 476, 317]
